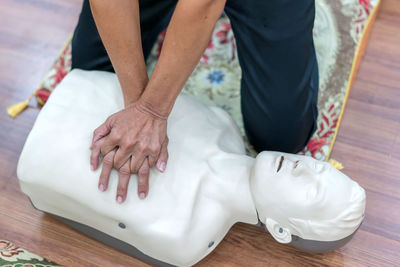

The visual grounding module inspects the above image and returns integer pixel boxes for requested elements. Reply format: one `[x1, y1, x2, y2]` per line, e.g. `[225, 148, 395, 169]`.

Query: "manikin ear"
[265, 218, 292, 244]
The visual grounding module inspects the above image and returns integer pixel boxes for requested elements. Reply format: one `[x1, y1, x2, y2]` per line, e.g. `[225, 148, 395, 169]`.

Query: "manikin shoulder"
[18, 70, 248, 266]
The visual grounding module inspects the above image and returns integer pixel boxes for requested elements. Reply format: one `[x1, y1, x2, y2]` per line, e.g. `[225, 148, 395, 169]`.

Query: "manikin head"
[250, 152, 366, 253]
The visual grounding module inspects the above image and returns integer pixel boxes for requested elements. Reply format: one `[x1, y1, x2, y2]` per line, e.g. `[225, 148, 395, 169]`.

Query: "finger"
[156, 138, 169, 172]
[116, 158, 131, 204]
[113, 145, 133, 170]
[98, 149, 116, 192]
[91, 118, 113, 147]
[148, 155, 157, 168]
[130, 150, 146, 174]
[137, 158, 150, 199]
[100, 134, 120, 156]
[90, 138, 105, 171]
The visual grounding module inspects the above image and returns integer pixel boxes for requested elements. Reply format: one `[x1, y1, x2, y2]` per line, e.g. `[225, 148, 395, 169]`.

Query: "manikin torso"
[18, 70, 365, 267]
[18, 70, 258, 266]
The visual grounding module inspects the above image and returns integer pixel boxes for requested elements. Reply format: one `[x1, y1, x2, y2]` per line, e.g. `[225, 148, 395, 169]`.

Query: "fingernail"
[117, 196, 123, 203]
[139, 192, 146, 199]
[91, 164, 94, 171]
[99, 184, 105, 192]
[159, 162, 166, 172]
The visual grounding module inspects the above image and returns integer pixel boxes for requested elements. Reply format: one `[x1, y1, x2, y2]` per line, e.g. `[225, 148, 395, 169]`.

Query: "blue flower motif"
[207, 70, 224, 84]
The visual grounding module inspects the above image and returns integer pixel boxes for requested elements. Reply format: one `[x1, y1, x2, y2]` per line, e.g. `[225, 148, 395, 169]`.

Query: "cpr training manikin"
[17, 70, 366, 267]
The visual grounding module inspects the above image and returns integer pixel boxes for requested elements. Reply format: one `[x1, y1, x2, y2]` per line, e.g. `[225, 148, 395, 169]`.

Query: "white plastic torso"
[17, 70, 258, 266]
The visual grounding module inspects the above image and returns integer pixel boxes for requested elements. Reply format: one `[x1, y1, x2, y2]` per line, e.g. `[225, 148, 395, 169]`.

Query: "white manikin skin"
[17, 70, 365, 267]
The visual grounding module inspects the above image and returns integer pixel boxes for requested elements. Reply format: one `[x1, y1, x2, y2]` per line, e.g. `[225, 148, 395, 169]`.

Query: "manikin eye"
[293, 160, 299, 169]
[277, 156, 284, 172]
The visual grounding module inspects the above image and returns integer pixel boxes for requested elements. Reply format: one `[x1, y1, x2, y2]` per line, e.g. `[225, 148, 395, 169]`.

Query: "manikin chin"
[17, 70, 366, 267]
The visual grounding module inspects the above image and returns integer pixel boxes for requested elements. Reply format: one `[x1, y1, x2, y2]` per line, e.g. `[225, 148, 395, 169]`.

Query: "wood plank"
[334, 99, 399, 156]
[200, 223, 400, 267]
[1, 0, 400, 266]
[332, 141, 400, 199]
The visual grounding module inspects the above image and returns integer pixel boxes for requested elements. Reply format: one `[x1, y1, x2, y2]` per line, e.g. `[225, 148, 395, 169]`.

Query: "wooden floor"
[1, 0, 399, 266]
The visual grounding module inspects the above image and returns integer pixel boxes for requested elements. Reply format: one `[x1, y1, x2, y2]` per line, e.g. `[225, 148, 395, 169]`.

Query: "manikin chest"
[18, 70, 256, 266]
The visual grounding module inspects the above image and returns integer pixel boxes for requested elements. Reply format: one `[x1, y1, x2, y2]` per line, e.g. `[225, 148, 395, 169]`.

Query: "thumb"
[91, 117, 113, 147]
[156, 137, 169, 172]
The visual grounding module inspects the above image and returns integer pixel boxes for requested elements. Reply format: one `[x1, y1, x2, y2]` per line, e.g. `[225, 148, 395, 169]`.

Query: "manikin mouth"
[277, 156, 284, 173]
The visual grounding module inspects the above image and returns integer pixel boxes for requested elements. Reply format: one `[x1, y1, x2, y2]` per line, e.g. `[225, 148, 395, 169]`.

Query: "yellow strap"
[329, 159, 344, 170]
[6, 94, 33, 118]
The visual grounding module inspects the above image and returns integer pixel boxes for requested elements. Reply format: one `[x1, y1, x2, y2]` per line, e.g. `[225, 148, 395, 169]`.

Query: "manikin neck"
[225, 154, 259, 225]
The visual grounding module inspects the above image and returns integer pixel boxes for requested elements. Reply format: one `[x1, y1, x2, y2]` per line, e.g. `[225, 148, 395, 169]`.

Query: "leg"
[225, 0, 319, 153]
[71, 0, 176, 71]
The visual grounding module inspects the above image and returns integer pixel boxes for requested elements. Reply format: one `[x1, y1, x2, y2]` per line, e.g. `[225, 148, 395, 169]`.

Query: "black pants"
[72, 0, 319, 153]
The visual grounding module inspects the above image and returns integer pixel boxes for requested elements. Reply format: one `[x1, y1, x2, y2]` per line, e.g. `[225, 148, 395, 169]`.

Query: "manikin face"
[250, 152, 365, 250]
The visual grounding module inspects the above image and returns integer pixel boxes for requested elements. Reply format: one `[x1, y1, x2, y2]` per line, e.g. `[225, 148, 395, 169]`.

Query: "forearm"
[140, 0, 226, 117]
[90, 0, 148, 106]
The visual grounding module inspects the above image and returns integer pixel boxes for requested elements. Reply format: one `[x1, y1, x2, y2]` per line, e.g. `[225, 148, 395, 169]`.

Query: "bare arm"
[90, 0, 148, 105]
[141, 0, 227, 117]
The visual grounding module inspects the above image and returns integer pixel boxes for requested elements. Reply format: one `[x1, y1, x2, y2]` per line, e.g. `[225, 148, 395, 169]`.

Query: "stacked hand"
[90, 99, 169, 203]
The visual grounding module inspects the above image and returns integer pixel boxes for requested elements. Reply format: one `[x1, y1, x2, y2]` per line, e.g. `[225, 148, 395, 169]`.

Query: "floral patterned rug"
[3, 1, 380, 266]
[0, 240, 59, 267]
[32, 0, 381, 161]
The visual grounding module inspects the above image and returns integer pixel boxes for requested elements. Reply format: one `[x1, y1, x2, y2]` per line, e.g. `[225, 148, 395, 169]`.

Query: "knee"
[241, 58, 319, 154]
[244, 111, 316, 154]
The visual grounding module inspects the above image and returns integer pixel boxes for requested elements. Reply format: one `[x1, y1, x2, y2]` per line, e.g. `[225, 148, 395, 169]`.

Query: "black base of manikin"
[51, 214, 176, 267]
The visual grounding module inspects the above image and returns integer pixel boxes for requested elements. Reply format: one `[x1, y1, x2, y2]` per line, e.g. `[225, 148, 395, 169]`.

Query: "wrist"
[117, 69, 149, 107]
[123, 92, 142, 107]
[133, 98, 169, 120]
[139, 82, 178, 118]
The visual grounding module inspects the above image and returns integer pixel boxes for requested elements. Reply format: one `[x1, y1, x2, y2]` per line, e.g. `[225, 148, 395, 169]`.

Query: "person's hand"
[90, 99, 169, 202]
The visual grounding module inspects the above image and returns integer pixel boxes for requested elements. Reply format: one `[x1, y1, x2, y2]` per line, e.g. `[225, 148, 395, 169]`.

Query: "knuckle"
[92, 142, 100, 151]
[111, 130, 123, 141]
[121, 136, 135, 148]
[137, 142, 147, 153]
[119, 166, 131, 176]
[103, 157, 113, 167]
[149, 144, 160, 155]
